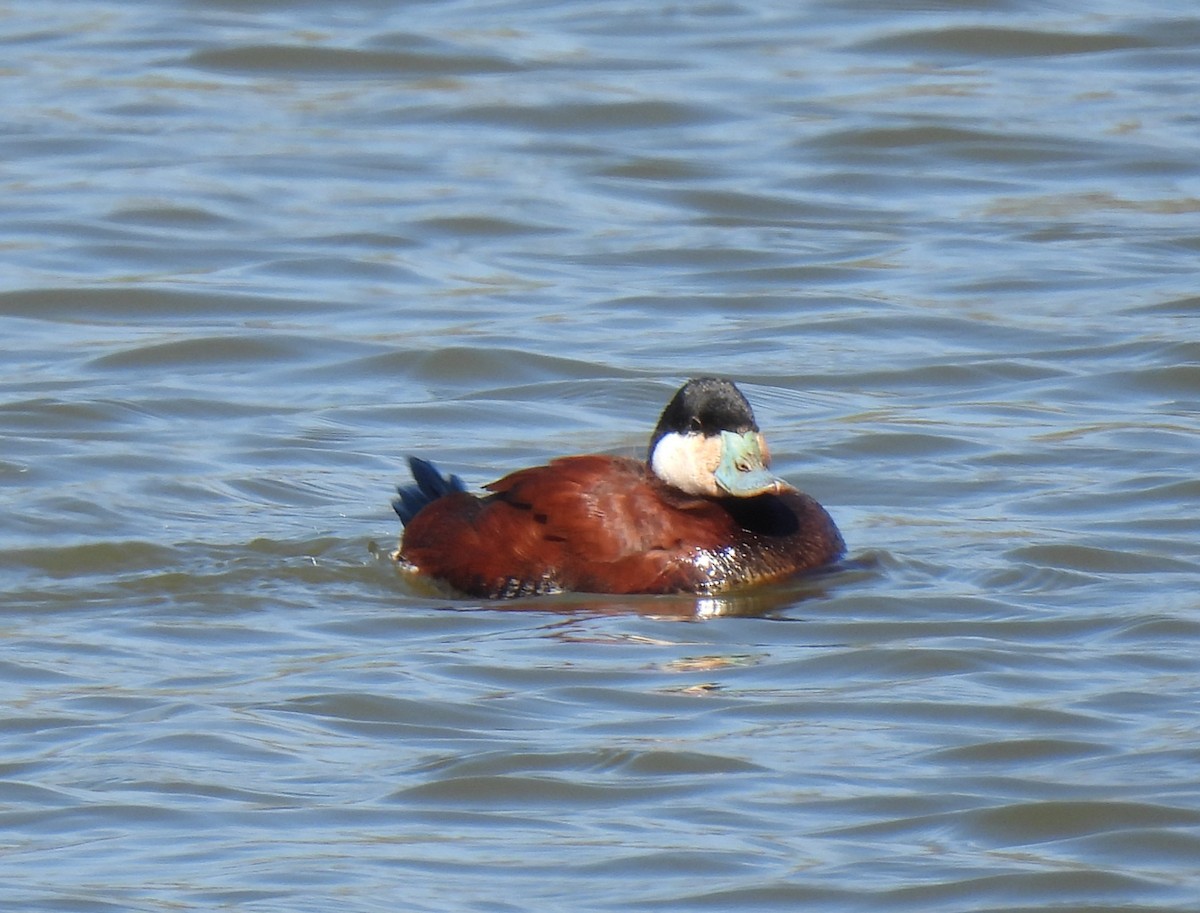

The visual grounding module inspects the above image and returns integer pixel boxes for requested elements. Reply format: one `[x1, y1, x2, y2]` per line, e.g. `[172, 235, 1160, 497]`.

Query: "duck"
[392, 377, 844, 598]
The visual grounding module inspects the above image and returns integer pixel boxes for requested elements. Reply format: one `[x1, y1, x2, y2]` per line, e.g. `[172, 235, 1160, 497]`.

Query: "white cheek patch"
[650, 432, 722, 496]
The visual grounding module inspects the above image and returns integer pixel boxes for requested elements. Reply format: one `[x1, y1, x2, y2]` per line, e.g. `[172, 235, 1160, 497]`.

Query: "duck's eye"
[689, 417, 703, 432]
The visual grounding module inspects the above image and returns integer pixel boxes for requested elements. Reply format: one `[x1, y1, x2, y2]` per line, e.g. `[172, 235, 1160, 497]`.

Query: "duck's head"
[647, 377, 791, 498]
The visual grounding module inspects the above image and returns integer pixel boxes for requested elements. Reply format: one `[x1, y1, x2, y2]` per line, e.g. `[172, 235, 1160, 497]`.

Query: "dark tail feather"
[393, 457, 467, 525]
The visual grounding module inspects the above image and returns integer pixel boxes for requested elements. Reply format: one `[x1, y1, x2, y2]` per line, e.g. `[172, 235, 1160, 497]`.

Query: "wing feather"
[401, 456, 739, 596]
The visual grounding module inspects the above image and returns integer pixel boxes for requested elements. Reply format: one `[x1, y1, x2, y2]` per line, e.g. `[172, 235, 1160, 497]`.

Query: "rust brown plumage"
[393, 379, 844, 598]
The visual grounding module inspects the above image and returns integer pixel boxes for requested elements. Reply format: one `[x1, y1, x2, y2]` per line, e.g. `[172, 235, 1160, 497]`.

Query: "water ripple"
[3, 2, 1199, 911]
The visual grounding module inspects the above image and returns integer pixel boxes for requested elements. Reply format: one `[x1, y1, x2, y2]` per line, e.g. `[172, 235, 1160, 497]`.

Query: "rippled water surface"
[3, 1, 1199, 910]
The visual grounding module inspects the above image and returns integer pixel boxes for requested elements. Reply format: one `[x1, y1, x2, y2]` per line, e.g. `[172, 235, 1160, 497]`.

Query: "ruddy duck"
[393, 377, 843, 598]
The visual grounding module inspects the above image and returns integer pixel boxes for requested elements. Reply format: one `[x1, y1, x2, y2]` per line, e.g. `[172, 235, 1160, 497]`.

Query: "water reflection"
[385, 555, 858, 619]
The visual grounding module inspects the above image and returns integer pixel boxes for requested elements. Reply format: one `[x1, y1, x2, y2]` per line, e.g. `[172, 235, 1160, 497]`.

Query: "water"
[3, 1, 1199, 910]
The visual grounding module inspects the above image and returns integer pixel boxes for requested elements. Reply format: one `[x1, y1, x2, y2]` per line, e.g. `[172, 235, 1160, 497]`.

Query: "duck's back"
[398, 455, 842, 598]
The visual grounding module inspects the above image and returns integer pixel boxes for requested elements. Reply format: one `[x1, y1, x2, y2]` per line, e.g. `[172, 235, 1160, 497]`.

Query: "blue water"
[2, 2, 1199, 911]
